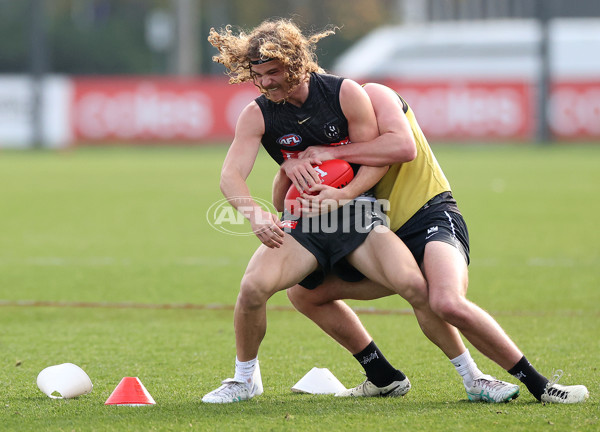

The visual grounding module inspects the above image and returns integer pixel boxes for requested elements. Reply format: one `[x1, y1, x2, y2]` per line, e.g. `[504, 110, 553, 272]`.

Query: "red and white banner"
[66, 77, 600, 143]
[2, 76, 599, 148]
[70, 77, 539, 143]
[382, 80, 534, 140]
[70, 77, 258, 143]
[549, 81, 600, 139]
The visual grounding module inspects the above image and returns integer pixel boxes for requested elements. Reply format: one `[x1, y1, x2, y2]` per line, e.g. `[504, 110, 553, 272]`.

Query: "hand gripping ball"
[284, 159, 354, 214]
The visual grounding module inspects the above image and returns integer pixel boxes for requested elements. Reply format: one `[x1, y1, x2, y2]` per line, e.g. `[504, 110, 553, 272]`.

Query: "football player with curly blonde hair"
[202, 18, 428, 403]
[208, 19, 335, 101]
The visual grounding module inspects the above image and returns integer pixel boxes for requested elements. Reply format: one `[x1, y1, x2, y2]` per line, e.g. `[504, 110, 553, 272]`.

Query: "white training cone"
[37, 363, 93, 399]
[291, 367, 347, 394]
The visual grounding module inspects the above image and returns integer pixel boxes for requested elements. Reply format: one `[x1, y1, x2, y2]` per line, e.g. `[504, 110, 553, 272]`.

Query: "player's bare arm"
[337, 79, 389, 194]
[297, 79, 388, 212]
[275, 157, 387, 214]
[300, 83, 417, 166]
[220, 102, 285, 247]
[281, 80, 386, 193]
[297, 166, 388, 215]
[339, 79, 379, 142]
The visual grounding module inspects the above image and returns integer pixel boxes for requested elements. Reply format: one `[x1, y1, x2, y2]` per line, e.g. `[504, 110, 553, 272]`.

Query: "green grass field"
[1, 144, 599, 431]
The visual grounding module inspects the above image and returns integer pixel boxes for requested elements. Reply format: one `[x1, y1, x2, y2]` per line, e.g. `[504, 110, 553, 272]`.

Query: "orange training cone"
[105, 377, 156, 406]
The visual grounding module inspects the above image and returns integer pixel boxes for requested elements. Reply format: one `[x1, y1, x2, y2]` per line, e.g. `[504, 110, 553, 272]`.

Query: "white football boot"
[202, 361, 263, 403]
[540, 370, 589, 404]
[465, 374, 520, 403]
[335, 376, 411, 397]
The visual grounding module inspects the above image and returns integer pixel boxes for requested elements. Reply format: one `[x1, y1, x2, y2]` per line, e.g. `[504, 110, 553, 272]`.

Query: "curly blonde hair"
[208, 19, 337, 95]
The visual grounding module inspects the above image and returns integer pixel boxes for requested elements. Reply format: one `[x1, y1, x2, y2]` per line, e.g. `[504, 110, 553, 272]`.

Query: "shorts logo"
[277, 134, 302, 147]
[426, 226, 439, 239]
[363, 221, 378, 231]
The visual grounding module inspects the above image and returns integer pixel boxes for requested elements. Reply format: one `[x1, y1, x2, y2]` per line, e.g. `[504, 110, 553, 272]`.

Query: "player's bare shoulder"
[339, 78, 378, 142]
[363, 83, 406, 123]
[339, 79, 377, 116]
[363, 83, 398, 107]
[234, 100, 265, 136]
[339, 78, 371, 103]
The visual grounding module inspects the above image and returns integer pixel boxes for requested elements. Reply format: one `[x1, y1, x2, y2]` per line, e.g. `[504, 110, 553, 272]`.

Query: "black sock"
[508, 356, 549, 401]
[353, 341, 406, 387]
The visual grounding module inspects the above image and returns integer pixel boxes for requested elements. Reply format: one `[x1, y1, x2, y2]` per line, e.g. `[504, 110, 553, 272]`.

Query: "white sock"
[450, 350, 482, 388]
[234, 357, 257, 388]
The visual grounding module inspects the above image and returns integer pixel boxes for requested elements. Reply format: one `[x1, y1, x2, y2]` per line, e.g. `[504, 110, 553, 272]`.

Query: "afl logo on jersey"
[324, 123, 341, 140]
[277, 134, 302, 147]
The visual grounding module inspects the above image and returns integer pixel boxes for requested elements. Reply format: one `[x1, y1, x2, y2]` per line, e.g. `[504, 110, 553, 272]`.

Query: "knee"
[238, 273, 272, 311]
[429, 293, 468, 325]
[287, 286, 324, 314]
[286, 286, 308, 312]
[393, 271, 429, 308]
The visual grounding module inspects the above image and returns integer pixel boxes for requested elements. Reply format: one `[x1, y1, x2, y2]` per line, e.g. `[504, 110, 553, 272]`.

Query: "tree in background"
[0, 0, 395, 75]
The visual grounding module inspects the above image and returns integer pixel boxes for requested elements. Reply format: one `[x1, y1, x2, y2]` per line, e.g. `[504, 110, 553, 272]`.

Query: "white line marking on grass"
[0, 256, 244, 267]
[0, 299, 413, 315]
[0, 300, 596, 317]
[527, 257, 576, 267]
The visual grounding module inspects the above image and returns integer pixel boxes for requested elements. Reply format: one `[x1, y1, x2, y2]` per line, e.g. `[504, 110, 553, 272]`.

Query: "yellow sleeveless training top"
[374, 94, 451, 232]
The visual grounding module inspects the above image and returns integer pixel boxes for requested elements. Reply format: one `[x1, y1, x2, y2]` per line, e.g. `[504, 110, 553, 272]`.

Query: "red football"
[284, 159, 354, 214]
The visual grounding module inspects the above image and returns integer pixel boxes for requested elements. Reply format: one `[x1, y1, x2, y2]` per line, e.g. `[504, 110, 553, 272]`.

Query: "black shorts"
[396, 192, 470, 266]
[331, 192, 471, 285]
[282, 199, 386, 289]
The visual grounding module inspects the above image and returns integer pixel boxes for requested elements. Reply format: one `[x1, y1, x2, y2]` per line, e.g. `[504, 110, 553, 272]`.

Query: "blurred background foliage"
[0, 0, 396, 75]
[3, 0, 598, 76]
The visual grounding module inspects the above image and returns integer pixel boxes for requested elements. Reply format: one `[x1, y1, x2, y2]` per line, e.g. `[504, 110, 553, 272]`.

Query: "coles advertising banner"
[381, 80, 534, 140]
[71, 77, 258, 143]
[70, 77, 535, 143]
[1, 76, 599, 148]
[549, 81, 600, 139]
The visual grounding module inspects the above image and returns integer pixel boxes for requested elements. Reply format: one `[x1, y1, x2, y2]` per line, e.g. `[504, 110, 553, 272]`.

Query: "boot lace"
[216, 380, 247, 398]
[473, 377, 506, 392]
[545, 370, 567, 400]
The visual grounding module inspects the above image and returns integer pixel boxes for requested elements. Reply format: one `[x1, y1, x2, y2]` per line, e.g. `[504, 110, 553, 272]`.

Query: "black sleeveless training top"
[254, 72, 352, 167]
